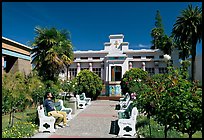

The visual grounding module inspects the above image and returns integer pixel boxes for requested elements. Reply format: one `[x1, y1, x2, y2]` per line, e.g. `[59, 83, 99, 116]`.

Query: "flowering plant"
[131, 93, 137, 100]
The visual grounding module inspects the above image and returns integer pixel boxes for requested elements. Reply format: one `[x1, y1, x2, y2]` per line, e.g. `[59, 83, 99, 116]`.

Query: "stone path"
[32, 100, 123, 138]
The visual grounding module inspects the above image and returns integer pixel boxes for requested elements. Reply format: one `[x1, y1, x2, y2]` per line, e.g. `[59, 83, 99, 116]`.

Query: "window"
[69, 68, 77, 80]
[146, 56, 154, 59]
[133, 56, 141, 59]
[111, 66, 122, 81]
[146, 68, 155, 76]
[80, 57, 88, 60]
[93, 57, 100, 60]
[81, 68, 89, 71]
[93, 68, 101, 78]
[159, 55, 164, 59]
[159, 67, 168, 74]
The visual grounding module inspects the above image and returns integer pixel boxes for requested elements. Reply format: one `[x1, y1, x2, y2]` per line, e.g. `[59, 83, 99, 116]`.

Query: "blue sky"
[2, 2, 202, 55]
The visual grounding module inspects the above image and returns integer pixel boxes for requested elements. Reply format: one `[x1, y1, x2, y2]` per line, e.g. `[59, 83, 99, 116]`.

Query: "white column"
[154, 61, 159, 74]
[2, 56, 4, 75]
[106, 64, 109, 82]
[142, 62, 145, 71]
[67, 68, 70, 80]
[101, 62, 104, 80]
[77, 63, 80, 75]
[129, 62, 132, 69]
[89, 63, 92, 72]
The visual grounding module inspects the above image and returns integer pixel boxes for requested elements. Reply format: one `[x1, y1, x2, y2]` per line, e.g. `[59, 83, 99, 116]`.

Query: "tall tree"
[151, 10, 164, 49]
[172, 4, 202, 81]
[151, 10, 174, 55]
[31, 26, 74, 81]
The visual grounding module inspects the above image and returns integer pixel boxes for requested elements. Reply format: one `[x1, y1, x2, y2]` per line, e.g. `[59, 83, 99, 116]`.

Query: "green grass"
[136, 115, 202, 138]
[2, 107, 37, 130]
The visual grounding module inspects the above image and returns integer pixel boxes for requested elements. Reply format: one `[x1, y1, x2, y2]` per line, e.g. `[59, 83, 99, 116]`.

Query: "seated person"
[44, 92, 69, 128]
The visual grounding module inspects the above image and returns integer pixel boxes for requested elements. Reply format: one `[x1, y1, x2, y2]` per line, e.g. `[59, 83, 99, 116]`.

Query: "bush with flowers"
[120, 68, 149, 97]
[2, 121, 38, 138]
[73, 69, 103, 100]
[121, 65, 202, 138]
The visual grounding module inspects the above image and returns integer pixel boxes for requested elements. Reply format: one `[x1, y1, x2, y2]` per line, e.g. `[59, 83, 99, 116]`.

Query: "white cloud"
[131, 44, 151, 49]
[137, 44, 151, 48]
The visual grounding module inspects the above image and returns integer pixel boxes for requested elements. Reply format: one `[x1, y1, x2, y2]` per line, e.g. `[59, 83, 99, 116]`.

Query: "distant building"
[59, 34, 180, 96]
[2, 37, 32, 76]
[188, 54, 202, 82]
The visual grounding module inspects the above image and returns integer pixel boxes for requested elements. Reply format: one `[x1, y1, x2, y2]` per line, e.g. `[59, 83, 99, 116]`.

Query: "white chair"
[57, 100, 73, 120]
[82, 93, 91, 105]
[118, 107, 138, 137]
[76, 95, 86, 109]
[37, 105, 56, 133]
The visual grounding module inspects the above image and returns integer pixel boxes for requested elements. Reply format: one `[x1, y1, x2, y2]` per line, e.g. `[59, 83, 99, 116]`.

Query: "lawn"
[137, 115, 202, 138]
[2, 107, 37, 130]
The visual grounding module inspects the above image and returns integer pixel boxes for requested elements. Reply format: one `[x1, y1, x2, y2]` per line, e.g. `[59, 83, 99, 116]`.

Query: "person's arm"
[43, 99, 47, 108]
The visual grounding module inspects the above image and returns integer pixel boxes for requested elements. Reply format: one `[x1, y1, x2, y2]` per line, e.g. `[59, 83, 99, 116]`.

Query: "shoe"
[54, 125, 61, 129]
[57, 124, 64, 128]
[63, 124, 70, 127]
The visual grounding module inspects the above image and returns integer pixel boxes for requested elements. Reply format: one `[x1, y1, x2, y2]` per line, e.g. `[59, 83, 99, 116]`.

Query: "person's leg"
[48, 111, 63, 125]
[57, 111, 68, 126]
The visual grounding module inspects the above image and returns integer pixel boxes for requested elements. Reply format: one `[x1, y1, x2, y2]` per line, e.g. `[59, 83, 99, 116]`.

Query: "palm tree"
[175, 40, 191, 60]
[172, 4, 202, 81]
[31, 26, 74, 81]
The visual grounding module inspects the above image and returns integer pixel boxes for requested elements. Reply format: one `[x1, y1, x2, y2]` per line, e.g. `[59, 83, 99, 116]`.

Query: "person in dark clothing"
[44, 92, 69, 128]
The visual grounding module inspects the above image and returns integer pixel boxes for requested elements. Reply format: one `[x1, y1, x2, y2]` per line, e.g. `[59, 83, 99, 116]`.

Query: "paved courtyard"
[32, 100, 122, 138]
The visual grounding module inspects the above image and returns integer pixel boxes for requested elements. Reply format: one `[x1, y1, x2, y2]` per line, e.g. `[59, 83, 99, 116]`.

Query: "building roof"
[74, 50, 108, 54]
[124, 49, 160, 53]
[2, 36, 32, 50]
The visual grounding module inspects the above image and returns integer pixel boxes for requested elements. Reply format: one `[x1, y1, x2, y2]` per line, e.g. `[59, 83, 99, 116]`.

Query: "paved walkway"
[32, 100, 124, 138]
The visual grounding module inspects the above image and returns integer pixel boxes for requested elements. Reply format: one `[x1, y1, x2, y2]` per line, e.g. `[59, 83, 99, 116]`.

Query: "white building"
[188, 54, 202, 82]
[59, 34, 179, 96]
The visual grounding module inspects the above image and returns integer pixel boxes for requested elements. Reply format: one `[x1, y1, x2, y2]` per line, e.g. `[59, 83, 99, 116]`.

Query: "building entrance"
[111, 66, 122, 81]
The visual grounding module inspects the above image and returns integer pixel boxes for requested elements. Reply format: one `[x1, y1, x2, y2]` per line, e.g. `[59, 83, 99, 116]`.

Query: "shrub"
[153, 67, 202, 138]
[60, 79, 76, 93]
[74, 70, 102, 100]
[120, 68, 149, 95]
[2, 72, 33, 115]
[2, 121, 38, 138]
[137, 116, 182, 138]
[26, 71, 46, 106]
[43, 80, 61, 101]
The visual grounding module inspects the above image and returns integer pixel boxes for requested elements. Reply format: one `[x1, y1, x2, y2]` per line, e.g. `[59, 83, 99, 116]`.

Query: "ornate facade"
[59, 34, 180, 96]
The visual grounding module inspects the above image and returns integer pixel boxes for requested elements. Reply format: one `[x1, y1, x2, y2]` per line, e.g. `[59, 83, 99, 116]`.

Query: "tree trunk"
[9, 111, 12, 127]
[191, 46, 196, 81]
[147, 115, 152, 137]
[189, 133, 193, 138]
[164, 124, 168, 138]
